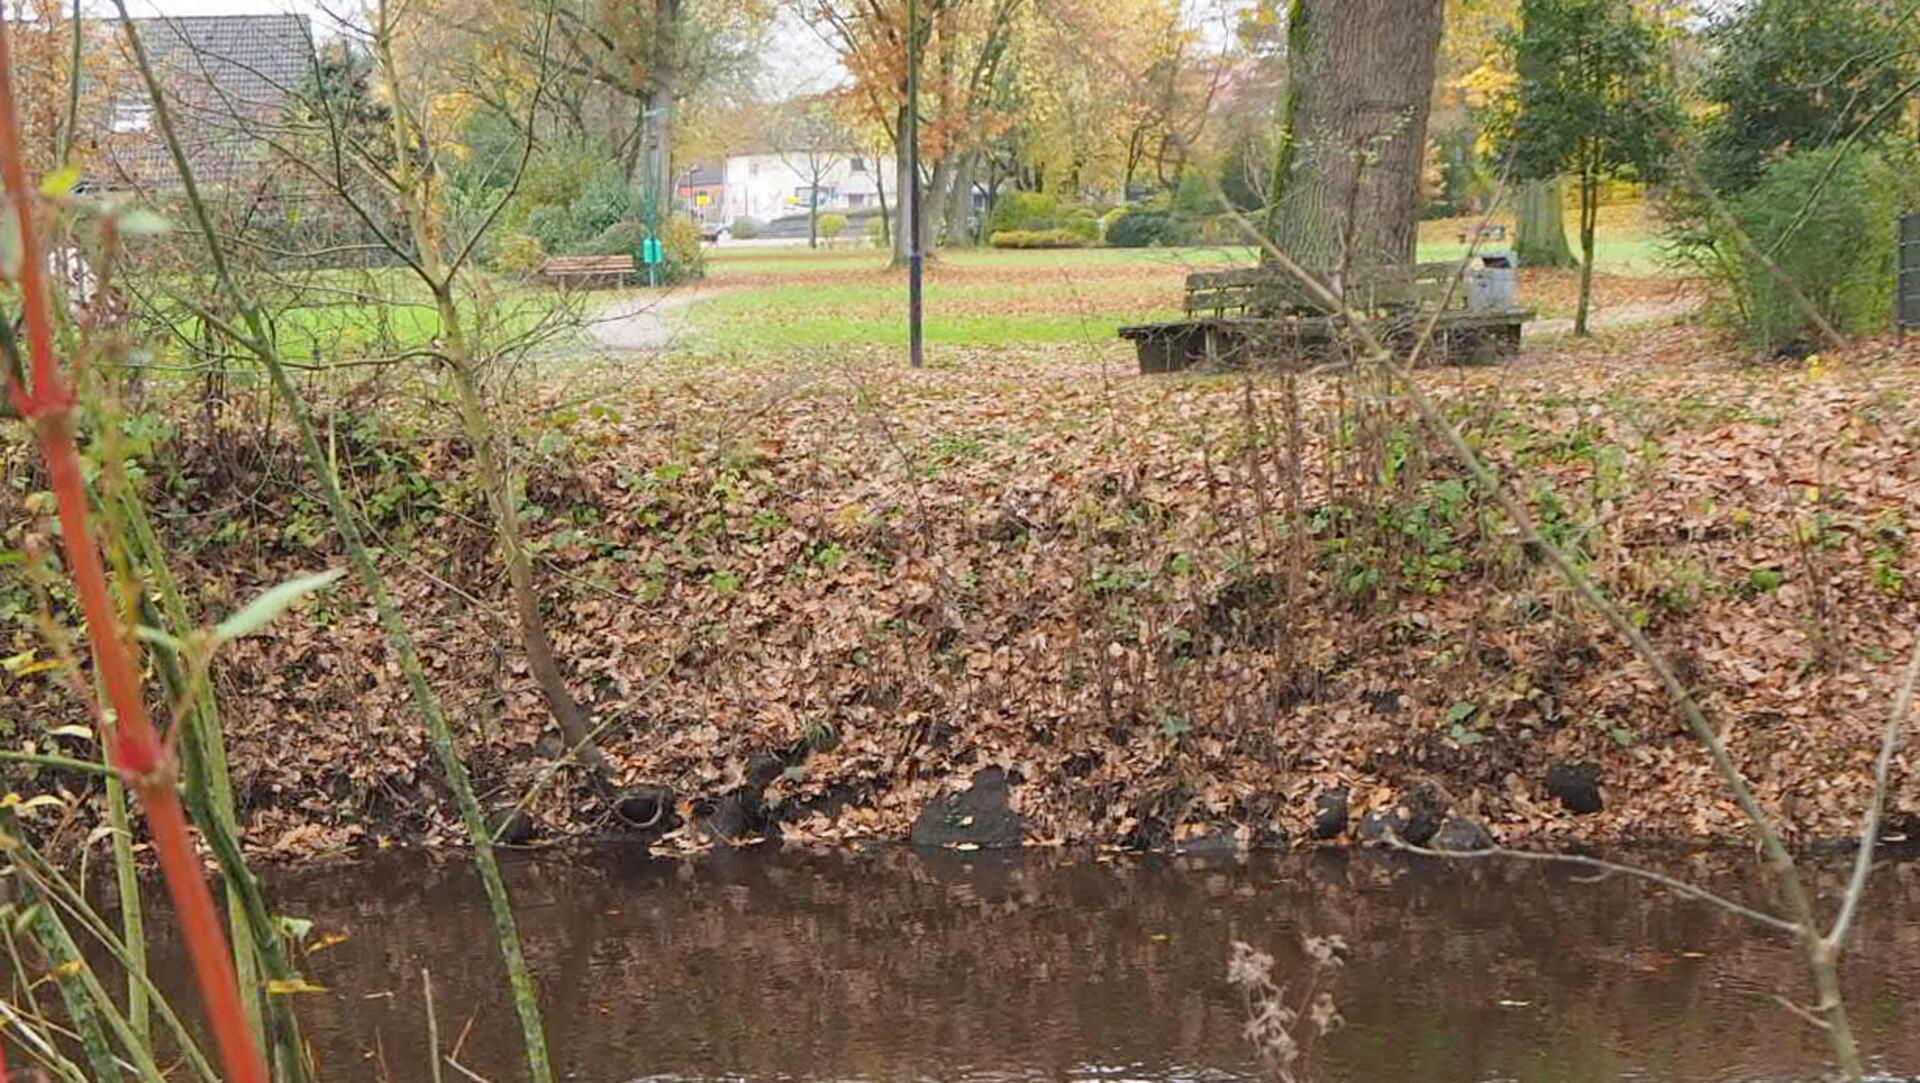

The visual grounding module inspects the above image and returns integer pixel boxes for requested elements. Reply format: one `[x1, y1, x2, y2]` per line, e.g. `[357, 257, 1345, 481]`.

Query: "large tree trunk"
[946, 151, 976, 246]
[892, 104, 911, 267]
[925, 155, 953, 246]
[1516, 176, 1575, 268]
[1264, 0, 1444, 272]
[650, 0, 678, 226]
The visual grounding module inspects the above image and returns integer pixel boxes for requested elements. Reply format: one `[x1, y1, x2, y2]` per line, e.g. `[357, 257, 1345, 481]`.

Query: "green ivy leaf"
[1449, 723, 1486, 746]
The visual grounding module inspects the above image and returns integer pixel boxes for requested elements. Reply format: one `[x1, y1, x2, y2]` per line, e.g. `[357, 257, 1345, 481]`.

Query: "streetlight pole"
[905, 0, 923, 368]
[643, 103, 665, 287]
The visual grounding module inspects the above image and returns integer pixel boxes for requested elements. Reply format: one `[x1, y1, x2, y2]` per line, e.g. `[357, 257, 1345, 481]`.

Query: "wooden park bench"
[1456, 223, 1508, 245]
[1117, 260, 1533, 374]
[541, 254, 635, 288]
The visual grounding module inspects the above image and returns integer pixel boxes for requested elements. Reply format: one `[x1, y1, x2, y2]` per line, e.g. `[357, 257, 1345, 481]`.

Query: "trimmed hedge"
[988, 228, 1095, 249]
[988, 191, 1062, 234]
[986, 192, 1105, 247]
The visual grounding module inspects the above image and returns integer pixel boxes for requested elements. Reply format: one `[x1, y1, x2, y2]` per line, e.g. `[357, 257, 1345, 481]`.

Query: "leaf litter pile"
[6, 326, 1920, 859]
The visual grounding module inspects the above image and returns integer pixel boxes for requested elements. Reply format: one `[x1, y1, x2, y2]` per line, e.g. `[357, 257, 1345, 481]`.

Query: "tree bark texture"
[1516, 176, 1575, 268]
[650, 0, 678, 224]
[892, 102, 911, 267]
[946, 151, 976, 245]
[925, 155, 952, 246]
[1265, 0, 1444, 272]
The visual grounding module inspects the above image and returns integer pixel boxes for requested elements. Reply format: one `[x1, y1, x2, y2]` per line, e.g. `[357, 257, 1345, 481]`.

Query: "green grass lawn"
[1419, 235, 1669, 274]
[683, 209, 1671, 352]
[702, 244, 1259, 280]
[688, 247, 1232, 351]
[146, 267, 567, 364]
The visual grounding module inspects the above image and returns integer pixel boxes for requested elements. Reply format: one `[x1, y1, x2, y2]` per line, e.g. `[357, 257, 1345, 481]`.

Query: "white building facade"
[722, 151, 897, 224]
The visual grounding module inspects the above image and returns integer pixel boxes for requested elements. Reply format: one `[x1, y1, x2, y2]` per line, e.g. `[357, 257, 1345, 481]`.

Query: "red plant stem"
[0, 21, 268, 1083]
[0, 1027, 11, 1083]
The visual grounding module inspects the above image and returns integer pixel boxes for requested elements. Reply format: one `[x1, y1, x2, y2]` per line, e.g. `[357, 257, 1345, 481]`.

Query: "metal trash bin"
[1466, 250, 1518, 311]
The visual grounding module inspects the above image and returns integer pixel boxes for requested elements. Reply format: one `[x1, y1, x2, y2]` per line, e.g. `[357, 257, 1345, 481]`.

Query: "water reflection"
[137, 848, 1920, 1083]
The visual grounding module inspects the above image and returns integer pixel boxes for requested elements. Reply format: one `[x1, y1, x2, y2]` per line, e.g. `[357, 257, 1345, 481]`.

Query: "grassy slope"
[16, 326, 1920, 855]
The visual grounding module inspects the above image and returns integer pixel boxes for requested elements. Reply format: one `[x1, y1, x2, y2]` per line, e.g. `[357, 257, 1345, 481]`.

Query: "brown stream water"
[139, 847, 1920, 1083]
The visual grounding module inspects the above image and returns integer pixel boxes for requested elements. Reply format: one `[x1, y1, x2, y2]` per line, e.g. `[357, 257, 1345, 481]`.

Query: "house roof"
[132, 15, 314, 112]
[679, 162, 725, 187]
[97, 15, 316, 191]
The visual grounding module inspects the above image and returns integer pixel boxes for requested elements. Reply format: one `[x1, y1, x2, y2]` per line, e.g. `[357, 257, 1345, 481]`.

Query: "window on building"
[110, 102, 153, 134]
[849, 156, 867, 173]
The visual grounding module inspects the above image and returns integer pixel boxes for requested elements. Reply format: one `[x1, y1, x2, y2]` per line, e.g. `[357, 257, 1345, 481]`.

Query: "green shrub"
[989, 228, 1093, 249]
[525, 162, 638, 254]
[817, 213, 849, 244]
[524, 203, 573, 252]
[1173, 169, 1219, 217]
[1061, 207, 1101, 243]
[865, 214, 889, 247]
[1105, 208, 1198, 248]
[1703, 145, 1917, 348]
[490, 230, 546, 275]
[581, 219, 644, 257]
[730, 215, 763, 240]
[988, 191, 1062, 234]
[1698, 0, 1920, 193]
[659, 214, 706, 284]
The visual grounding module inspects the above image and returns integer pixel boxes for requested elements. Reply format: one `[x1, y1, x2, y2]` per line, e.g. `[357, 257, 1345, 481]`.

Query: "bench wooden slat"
[1181, 262, 1480, 318]
[1128, 259, 1534, 373]
[543, 256, 635, 271]
[541, 254, 636, 288]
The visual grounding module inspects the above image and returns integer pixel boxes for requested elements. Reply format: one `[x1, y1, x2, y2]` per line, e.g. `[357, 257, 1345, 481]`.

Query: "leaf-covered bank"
[7, 330, 1920, 859]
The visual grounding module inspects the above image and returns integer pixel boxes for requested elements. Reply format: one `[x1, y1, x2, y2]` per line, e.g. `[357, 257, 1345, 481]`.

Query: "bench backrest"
[544, 255, 636, 273]
[1184, 262, 1471, 318]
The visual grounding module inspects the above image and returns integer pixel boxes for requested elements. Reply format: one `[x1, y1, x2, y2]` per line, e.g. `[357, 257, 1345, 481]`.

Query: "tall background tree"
[464, 0, 770, 217]
[793, 0, 1022, 261]
[1021, 0, 1225, 199]
[1505, 0, 1671, 334]
[1667, 0, 1920, 348]
[5, 0, 76, 174]
[1444, 0, 1578, 267]
[1698, 0, 1920, 194]
[767, 95, 850, 247]
[1262, 0, 1446, 272]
